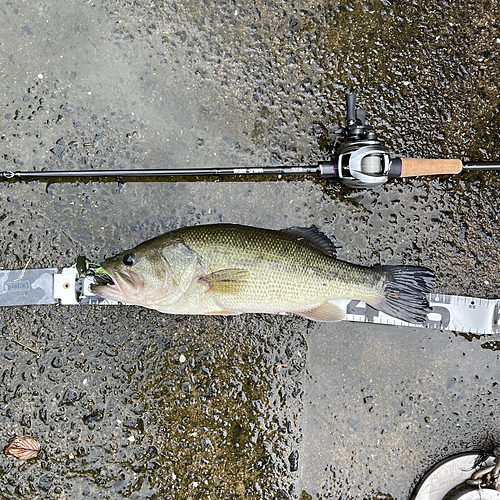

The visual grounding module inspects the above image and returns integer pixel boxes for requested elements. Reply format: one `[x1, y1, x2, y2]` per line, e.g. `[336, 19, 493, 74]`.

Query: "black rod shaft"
[463, 162, 500, 170]
[3, 165, 321, 179]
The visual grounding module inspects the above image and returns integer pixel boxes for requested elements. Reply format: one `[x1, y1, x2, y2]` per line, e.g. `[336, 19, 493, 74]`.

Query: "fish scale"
[90, 224, 434, 323]
[145, 224, 383, 313]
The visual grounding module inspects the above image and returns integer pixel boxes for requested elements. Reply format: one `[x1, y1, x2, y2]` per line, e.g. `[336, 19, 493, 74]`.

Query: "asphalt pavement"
[1, 0, 500, 498]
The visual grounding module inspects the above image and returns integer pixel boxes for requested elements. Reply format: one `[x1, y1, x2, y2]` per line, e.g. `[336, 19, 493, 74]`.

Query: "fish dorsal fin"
[295, 301, 345, 322]
[199, 269, 250, 294]
[280, 226, 339, 257]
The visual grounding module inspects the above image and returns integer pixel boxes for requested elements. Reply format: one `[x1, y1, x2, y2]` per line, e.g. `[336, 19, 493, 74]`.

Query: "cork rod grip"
[399, 158, 463, 177]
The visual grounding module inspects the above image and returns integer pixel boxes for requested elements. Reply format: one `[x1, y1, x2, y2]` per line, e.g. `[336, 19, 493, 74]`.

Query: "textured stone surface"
[1, 0, 499, 498]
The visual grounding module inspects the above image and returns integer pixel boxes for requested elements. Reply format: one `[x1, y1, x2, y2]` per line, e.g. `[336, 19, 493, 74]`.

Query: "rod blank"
[2, 166, 321, 179]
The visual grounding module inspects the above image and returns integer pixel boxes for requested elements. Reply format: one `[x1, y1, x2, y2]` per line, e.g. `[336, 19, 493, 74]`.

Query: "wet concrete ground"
[1, 0, 500, 498]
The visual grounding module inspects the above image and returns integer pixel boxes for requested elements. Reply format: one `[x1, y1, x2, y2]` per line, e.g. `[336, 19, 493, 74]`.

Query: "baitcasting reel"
[319, 93, 392, 188]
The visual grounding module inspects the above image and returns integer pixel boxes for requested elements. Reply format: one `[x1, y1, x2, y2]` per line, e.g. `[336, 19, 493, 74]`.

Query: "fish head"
[91, 244, 173, 306]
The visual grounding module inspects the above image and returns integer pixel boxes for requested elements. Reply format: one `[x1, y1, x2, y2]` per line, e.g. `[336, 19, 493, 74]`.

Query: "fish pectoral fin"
[295, 301, 346, 322]
[199, 269, 250, 294]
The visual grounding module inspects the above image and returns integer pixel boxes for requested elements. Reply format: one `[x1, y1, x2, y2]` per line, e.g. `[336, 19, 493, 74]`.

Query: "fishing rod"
[2, 92, 499, 188]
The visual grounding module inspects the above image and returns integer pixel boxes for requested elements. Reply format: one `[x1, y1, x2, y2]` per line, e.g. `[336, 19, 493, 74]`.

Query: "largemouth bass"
[91, 224, 435, 323]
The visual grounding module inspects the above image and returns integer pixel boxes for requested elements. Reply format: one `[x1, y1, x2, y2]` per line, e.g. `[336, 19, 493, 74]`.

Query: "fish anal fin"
[204, 310, 242, 316]
[295, 301, 345, 322]
[199, 269, 249, 294]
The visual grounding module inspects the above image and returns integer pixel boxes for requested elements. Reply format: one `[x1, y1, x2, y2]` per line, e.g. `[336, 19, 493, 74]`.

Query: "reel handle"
[390, 158, 463, 178]
[346, 93, 357, 123]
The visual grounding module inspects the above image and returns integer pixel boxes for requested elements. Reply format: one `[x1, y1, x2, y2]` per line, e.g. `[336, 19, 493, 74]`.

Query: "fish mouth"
[90, 266, 144, 302]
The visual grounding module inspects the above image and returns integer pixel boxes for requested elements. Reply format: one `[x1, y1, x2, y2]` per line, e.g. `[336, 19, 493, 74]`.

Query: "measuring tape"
[0, 267, 498, 335]
[344, 294, 499, 335]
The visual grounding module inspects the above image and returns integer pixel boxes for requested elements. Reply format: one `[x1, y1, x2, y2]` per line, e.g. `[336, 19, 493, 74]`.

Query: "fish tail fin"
[368, 265, 435, 324]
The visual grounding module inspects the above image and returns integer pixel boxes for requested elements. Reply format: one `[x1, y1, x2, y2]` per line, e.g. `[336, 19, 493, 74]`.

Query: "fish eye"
[122, 253, 135, 266]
